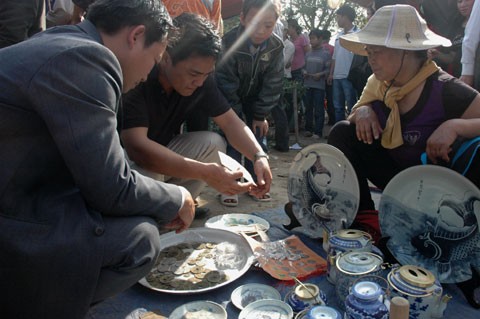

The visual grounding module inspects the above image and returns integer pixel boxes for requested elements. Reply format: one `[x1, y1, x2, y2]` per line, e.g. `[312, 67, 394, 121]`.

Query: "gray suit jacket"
[0, 21, 183, 318]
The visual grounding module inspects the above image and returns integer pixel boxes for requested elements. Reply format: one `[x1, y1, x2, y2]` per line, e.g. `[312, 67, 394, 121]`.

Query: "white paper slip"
[218, 151, 254, 183]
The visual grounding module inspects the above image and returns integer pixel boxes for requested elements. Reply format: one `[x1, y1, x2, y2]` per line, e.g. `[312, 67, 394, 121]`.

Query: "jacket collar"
[77, 20, 104, 45]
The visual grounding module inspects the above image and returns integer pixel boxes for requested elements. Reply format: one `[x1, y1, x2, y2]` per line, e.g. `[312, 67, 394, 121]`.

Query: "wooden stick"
[389, 296, 409, 319]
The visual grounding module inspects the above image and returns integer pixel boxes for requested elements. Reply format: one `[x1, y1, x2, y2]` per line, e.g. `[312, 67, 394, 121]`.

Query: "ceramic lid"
[294, 283, 319, 299]
[336, 251, 383, 275]
[399, 265, 435, 288]
[334, 229, 372, 240]
[352, 281, 382, 301]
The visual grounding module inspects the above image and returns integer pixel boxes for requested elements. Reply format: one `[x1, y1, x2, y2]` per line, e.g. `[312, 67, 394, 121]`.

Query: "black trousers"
[327, 121, 402, 211]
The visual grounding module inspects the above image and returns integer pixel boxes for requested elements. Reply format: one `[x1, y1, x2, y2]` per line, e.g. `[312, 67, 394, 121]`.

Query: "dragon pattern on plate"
[288, 144, 360, 238]
[380, 165, 480, 283]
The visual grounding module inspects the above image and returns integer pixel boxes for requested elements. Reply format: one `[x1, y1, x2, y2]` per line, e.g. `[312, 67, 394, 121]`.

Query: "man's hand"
[327, 74, 333, 85]
[250, 157, 272, 198]
[202, 163, 254, 195]
[252, 119, 269, 138]
[164, 187, 195, 233]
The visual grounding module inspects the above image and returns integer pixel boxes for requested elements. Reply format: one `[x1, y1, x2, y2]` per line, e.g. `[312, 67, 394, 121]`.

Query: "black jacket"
[216, 25, 284, 121]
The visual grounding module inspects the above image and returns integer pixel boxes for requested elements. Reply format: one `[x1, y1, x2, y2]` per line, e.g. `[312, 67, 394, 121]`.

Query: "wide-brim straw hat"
[340, 5, 451, 56]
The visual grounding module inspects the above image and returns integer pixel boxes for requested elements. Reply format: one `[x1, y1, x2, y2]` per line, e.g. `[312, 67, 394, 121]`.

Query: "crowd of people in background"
[1, 0, 480, 317]
[2, 1, 480, 142]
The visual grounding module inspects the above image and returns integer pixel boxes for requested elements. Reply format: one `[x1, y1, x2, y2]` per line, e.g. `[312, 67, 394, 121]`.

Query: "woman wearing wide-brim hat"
[327, 5, 480, 245]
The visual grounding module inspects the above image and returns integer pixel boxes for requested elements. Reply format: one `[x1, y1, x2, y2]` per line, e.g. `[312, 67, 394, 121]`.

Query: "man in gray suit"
[0, 0, 195, 318]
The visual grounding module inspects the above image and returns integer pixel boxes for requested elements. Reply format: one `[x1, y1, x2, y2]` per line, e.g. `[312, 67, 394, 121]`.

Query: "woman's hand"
[349, 105, 383, 144]
[426, 120, 458, 164]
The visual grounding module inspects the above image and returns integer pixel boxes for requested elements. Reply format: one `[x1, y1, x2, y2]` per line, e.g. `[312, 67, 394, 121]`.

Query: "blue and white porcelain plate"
[231, 283, 281, 310]
[239, 299, 293, 319]
[379, 165, 480, 283]
[169, 301, 227, 319]
[288, 144, 359, 238]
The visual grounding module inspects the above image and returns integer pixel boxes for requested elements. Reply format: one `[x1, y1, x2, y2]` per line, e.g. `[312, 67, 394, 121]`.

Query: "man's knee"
[328, 120, 353, 145]
[193, 131, 227, 154]
[207, 131, 227, 152]
[128, 218, 162, 271]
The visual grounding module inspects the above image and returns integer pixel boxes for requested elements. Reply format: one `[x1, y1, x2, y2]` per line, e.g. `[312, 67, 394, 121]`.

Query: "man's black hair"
[287, 18, 302, 34]
[309, 29, 323, 39]
[167, 13, 222, 65]
[321, 29, 331, 41]
[242, 0, 282, 19]
[336, 5, 356, 22]
[86, 0, 172, 47]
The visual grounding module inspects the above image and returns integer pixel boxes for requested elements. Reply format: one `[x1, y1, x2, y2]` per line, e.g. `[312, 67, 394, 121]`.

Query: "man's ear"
[239, 12, 246, 27]
[160, 51, 171, 67]
[127, 25, 146, 49]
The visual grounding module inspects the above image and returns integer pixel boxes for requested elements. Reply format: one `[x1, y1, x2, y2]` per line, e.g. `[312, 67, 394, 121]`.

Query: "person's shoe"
[312, 134, 321, 139]
[249, 192, 271, 202]
[218, 194, 238, 207]
[303, 131, 313, 137]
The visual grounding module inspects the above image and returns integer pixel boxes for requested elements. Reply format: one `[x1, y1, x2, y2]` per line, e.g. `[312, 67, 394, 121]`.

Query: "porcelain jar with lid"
[387, 265, 451, 319]
[285, 283, 327, 313]
[326, 229, 373, 284]
[335, 251, 386, 308]
[345, 281, 389, 319]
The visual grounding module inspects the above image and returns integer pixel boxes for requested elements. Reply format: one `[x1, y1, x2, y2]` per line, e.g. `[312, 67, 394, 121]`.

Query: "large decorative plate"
[139, 228, 255, 294]
[169, 301, 227, 319]
[239, 299, 293, 319]
[231, 283, 281, 310]
[205, 213, 270, 234]
[379, 165, 480, 283]
[288, 143, 359, 238]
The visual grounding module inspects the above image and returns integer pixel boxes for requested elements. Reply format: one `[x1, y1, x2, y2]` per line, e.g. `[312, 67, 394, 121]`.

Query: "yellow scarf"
[353, 60, 440, 149]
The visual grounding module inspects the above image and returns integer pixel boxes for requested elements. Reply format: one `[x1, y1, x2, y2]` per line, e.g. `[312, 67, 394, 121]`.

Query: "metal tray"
[138, 227, 255, 294]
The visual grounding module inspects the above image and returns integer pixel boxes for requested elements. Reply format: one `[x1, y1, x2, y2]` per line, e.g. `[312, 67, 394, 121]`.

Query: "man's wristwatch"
[254, 151, 269, 161]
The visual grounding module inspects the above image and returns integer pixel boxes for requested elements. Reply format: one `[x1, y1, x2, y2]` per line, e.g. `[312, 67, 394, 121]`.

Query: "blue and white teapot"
[326, 229, 373, 284]
[387, 265, 451, 319]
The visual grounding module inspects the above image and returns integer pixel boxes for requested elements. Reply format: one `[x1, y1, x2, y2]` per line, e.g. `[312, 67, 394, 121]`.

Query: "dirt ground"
[191, 126, 332, 228]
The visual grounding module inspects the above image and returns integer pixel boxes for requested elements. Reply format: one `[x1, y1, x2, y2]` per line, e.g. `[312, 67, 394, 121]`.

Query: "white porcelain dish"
[205, 213, 270, 234]
[169, 301, 227, 319]
[239, 299, 293, 319]
[231, 283, 281, 310]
